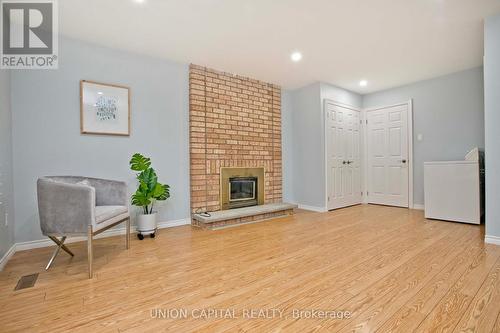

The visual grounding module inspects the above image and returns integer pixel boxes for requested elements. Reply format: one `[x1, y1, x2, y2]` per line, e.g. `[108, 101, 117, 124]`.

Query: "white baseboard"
[485, 235, 500, 246]
[413, 204, 425, 210]
[1, 218, 191, 270]
[158, 218, 191, 228]
[0, 244, 16, 271]
[296, 202, 424, 212]
[296, 204, 328, 213]
[15, 225, 132, 251]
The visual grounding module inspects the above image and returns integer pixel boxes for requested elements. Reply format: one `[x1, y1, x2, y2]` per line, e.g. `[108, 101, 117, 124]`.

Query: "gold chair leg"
[46, 236, 72, 270]
[87, 226, 93, 279]
[126, 218, 131, 250]
[48, 235, 74, 256]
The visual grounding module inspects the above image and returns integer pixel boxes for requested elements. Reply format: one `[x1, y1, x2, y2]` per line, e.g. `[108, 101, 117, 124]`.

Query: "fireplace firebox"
[220, 167, 265, 210]
[228, 177, 258, 209]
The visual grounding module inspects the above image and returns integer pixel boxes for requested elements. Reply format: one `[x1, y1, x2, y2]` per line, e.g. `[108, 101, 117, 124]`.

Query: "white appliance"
[424, 148, 484, 224]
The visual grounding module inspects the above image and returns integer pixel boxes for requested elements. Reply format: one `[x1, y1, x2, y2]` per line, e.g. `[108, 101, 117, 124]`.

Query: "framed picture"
[80, 80, 130, 136]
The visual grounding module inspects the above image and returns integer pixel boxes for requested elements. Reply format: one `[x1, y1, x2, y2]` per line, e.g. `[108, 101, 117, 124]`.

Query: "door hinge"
[366, 119, 368, 124]
[328, 196, 330, 201]
[367, 191, 369, 196]
[360, 120, 362, 124]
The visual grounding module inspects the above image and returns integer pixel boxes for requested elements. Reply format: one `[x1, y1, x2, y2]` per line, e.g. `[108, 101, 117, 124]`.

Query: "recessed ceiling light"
[359, 80, 368, 87]
[134, 0, 145, 3]
[97, 92, 103, 95]
[291, 52, 302, 62]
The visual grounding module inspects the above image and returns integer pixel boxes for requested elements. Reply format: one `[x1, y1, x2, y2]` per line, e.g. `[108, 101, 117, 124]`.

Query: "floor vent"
[14, 273, 39, 291]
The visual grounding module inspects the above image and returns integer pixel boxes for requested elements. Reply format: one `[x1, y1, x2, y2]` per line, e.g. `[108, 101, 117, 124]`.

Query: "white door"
[326, 102, 362, 210]
[366, 104, 409, 207]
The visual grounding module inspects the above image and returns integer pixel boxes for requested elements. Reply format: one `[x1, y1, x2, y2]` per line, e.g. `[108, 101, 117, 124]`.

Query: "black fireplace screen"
[229, 177, 257, 202]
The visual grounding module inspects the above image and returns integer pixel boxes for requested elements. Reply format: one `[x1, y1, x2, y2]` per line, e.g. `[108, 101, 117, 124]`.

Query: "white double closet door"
[326, 101, 411, 211]
[326, 103, 362, 210]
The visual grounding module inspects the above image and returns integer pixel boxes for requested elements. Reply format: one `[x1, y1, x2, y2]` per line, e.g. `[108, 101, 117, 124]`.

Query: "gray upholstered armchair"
[37, 176, 130, 278]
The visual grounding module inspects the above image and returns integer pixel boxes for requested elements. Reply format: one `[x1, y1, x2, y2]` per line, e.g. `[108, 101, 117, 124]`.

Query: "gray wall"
[320, 83, 363, 108]
[289, 83, 322, 207]
[281, 90, 295, 203]
[0, 70, 16, 258]
[363, 67, 485, 205]
[485, 15, 500, 239]
[11, 37, 190, 243]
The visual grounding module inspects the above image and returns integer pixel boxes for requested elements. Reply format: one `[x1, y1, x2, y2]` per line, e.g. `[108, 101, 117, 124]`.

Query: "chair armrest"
[37, 179, 95, 235]
[88, 178, 128, 206]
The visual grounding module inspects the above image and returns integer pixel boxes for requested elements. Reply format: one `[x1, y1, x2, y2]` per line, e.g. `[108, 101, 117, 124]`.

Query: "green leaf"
[138, 168, 158, 193]
[131, 190, 151, 208]
[153, 183, 170, 201]
[129, 153, 151, 172]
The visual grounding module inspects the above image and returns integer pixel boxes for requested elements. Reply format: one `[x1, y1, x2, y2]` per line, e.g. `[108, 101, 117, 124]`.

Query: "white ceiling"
[59, 0, 500, 93]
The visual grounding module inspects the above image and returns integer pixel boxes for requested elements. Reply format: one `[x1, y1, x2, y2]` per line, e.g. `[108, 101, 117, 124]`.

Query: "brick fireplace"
[189, 64, 291, 228]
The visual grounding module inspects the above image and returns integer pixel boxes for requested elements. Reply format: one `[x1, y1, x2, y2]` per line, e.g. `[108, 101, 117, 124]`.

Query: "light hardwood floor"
[1, 205, 499, 332]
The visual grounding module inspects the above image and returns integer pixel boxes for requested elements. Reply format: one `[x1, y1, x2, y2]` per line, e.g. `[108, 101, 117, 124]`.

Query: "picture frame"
[80, 80, 131, 136]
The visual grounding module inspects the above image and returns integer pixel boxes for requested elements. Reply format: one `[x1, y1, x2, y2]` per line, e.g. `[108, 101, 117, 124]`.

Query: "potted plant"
[129, 153, 170, 240]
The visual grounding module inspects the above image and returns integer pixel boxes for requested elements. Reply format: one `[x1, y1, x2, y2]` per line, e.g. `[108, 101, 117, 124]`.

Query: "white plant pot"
[137, 212, 157, 235]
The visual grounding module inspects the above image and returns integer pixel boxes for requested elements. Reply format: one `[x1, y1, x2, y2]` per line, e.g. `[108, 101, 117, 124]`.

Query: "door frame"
[362, 100, 414, 209]
[324, 99, 364, 210]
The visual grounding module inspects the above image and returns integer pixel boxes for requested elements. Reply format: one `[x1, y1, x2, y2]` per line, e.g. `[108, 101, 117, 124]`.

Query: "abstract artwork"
[80, 80, 130, 136]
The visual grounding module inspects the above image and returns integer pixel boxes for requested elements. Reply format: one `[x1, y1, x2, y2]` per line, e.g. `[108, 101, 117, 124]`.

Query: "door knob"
[347, 161, 352, 164]
[402, 159, 407, 164]
[342, 161, 347, 165]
